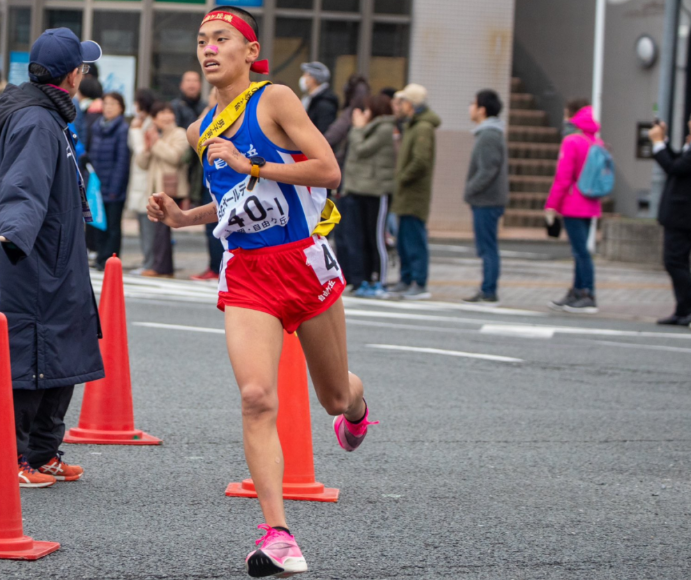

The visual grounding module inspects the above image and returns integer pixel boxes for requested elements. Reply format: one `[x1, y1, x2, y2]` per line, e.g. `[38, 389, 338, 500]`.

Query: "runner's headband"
[200, 10, 269, 75]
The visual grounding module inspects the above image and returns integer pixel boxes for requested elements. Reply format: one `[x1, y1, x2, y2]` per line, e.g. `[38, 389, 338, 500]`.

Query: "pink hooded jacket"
[544, 106, 603, 218]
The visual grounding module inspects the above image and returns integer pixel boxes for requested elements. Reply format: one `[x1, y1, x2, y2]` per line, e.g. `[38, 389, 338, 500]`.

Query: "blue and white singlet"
[201, 85, 328, 251]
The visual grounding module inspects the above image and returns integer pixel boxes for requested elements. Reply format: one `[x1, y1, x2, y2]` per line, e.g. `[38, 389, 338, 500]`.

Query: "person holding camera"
[650, 119, 691, 327]
[0, 29, 104, 488]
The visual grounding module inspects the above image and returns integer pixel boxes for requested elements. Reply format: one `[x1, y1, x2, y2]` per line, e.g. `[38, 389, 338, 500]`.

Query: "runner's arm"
[203, 86, 341, 189]
[147, 194, 217, 228]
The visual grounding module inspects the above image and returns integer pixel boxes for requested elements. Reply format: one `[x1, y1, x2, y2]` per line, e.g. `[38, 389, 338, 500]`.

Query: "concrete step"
[509, 159, 557, 177]
[504, 208, 618, 229]
[510, 93, 535, 110]
[510, 175, 553, 193]
[509, 142, 560, 160]
[509, 126, 561, 144]
[508, 192, 548, 210]
[509, 109, 548, 127]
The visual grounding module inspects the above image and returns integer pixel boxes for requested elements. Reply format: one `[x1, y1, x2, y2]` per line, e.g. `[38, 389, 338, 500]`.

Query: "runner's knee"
[240, 383, 278, 418]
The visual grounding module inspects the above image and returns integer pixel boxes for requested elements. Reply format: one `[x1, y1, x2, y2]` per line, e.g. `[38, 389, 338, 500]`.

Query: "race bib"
[304, 236, 344, 286]
[213, 177, 290, 240]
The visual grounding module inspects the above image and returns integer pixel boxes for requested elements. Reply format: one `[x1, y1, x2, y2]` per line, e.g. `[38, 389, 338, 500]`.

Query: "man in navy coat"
[0, 29, 105, 488]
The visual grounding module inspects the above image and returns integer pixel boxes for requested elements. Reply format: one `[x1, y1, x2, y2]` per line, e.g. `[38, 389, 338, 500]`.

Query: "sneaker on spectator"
[38, 452, 83, 482]
[386, 281, 410, 295]
[190, 269, 219, 281]
[549, 288, 576, 312]
[563, 290, 598, 314]
[129, 267, 145, 276]
[18, 455, 56, 488]
[353, 281, 371, 298]
[462, 292, 500, 307]
[402, 282, 431, 300]
[368, 282, 387, 298]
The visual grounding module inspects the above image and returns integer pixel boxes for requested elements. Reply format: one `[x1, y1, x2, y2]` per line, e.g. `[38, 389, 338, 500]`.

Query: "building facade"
[1, 0, 676, 234]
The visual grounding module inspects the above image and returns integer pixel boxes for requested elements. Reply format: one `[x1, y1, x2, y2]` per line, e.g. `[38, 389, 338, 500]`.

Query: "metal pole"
[592, 0, 606, 121]
[647, 0, 681, 218]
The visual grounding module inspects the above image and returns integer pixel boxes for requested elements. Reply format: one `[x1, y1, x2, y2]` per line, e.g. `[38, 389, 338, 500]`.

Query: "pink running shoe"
[333, 401, 379, 452]
[246, 524, 307, 578]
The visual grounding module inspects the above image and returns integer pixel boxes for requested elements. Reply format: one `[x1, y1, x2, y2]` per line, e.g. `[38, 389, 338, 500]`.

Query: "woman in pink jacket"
[545, 101, 602, 314]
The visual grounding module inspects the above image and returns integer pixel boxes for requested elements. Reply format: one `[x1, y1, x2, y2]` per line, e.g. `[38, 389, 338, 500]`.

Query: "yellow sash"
[197, 81, 271, 160]
[313, 199, 341, 237]
[197, 80, 341, 235]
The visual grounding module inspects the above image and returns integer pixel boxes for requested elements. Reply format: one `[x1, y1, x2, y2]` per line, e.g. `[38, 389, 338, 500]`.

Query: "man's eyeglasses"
[79, 64, 90, 74]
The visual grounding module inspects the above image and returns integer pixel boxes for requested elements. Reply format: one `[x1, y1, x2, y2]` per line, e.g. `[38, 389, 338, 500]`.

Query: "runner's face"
[198, 22, 258, 84]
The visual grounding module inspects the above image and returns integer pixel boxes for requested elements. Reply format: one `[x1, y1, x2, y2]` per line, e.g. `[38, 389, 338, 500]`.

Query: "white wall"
[409, 0, 516, 234]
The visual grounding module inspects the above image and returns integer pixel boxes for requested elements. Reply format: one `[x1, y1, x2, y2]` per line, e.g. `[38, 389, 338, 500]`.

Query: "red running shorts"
[216, 235, 346, 333]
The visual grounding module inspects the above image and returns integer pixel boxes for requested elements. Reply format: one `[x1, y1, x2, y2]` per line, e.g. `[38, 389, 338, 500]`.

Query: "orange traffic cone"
[226, 330, 339, 502]
[64, 256, 161, 445]
[0, 313, 60, 560]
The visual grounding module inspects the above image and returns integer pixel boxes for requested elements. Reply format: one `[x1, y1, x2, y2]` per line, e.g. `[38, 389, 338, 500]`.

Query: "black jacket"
[0, 83, 104, 390]
[171, 95, 207, 130]
[654, 144, 691, 231]
[307, 88, 339, 135]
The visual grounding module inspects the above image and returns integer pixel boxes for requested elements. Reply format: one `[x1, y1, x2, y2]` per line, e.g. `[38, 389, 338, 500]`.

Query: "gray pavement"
[2, 282, 690, 579]
[117, 228, 676, 322]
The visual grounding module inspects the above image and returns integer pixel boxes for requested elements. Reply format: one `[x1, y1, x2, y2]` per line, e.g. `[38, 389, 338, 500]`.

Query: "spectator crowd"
[62, 60, 442, 300]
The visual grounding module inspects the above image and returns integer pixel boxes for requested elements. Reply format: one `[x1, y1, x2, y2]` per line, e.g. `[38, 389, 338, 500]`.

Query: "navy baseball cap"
[29, 28, 102, 82]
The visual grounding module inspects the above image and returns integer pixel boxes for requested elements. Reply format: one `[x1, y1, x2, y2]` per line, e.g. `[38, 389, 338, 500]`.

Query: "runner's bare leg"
[224, 307, 287, 528]
[298, 298, 366, 421]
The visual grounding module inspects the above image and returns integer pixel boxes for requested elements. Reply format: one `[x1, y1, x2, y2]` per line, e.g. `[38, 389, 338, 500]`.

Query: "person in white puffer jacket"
[126, 89, 156, 274]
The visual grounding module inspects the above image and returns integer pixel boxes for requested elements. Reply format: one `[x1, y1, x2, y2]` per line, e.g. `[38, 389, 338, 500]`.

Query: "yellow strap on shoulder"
[197, 81, 271, 161]
[312, 198, 341, 236]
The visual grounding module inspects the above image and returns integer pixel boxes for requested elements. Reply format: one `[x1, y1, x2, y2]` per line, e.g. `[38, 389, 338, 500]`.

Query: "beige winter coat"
[126, 116, 152, 214]
[136, 125, 190, 200]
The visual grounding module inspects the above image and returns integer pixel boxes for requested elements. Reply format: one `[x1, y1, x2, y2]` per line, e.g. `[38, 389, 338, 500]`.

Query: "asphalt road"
[3, 280, 690, 580]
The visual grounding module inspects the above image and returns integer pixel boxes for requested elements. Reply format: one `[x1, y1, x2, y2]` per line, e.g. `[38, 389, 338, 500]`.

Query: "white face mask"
[299, 76, 309, 94]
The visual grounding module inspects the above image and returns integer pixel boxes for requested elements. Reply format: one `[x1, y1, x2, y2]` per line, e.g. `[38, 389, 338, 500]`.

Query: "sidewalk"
[120, 218, 674, 322]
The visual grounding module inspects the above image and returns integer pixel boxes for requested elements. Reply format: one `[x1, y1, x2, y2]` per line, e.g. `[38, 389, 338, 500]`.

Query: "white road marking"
[480, 325, 556, 339]
[133, 322, 224, 334]
[479, 323, 691, 341]
[367, 344, 523, 363]
[347, 319, 477, 335]
[589, 340, 691, 354]
[343, 296, 544, 317]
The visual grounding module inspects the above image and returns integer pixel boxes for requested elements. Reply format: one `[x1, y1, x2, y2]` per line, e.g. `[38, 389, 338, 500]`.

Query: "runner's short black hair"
[475, 89, 503, 118]
[206, 6, 260, 38]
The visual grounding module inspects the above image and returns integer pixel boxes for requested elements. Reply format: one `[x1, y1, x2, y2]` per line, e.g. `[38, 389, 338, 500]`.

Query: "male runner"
[147, 6, 377, 578]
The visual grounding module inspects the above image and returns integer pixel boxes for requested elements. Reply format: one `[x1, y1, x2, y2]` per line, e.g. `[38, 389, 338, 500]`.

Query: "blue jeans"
[472, 206, 504, 296]
[563, 217, 595, 293]
[397, 215, 429, 287]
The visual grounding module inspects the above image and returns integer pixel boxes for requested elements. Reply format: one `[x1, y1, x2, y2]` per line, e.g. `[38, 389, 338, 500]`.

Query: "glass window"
[273, 18, 312, 94]
[93, 12, 141, 57]
[370, 22, 409, 93]
[322, 0, 359, 11]
[277, 0, 313, 9]
[152, 12, 203, 100]
[375, 0, 412, 14]
[45, 10, 83, 38]
[320, 20, 359, 101]
[8, 8, 31, 86]
[9, 8, 31, 53]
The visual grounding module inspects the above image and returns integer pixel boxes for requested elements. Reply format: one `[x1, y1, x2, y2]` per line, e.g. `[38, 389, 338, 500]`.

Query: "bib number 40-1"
[305, 237, 343, 286]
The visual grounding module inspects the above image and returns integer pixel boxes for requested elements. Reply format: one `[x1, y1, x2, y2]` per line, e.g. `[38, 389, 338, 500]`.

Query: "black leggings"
[349, 193, 389, 285]
[95, 201, 125, 268]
